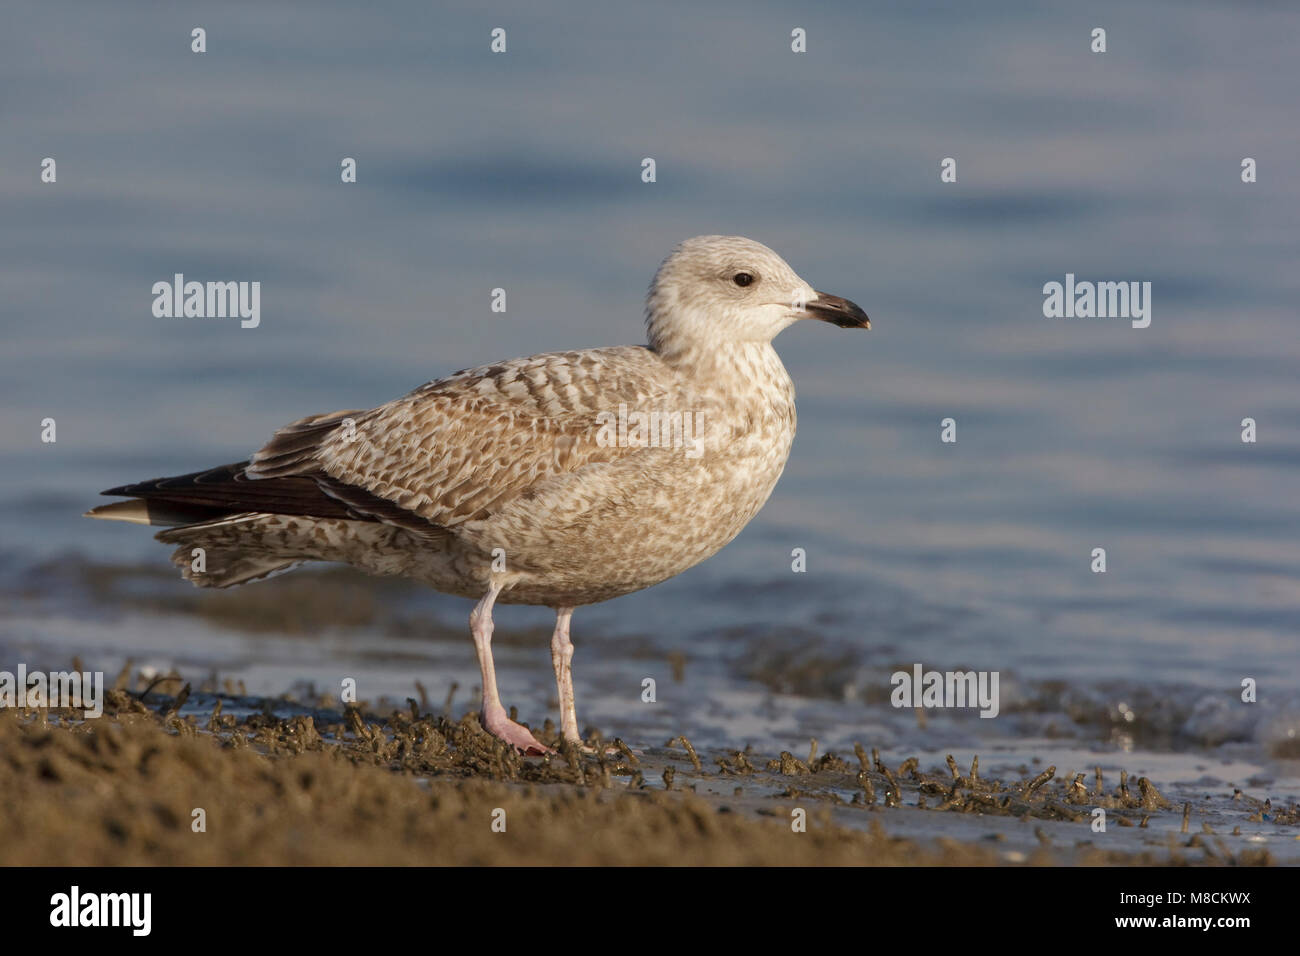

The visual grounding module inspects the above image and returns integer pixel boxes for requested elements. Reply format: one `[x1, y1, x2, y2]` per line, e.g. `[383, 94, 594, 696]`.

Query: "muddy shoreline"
[2, 676, 1288, 866]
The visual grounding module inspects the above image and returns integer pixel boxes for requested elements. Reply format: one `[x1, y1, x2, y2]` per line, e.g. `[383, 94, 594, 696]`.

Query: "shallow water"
[2, 1, 1298, 857]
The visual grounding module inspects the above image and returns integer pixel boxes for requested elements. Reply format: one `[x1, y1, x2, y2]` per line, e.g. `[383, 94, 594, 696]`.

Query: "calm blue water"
[2, 1, 1298, 794]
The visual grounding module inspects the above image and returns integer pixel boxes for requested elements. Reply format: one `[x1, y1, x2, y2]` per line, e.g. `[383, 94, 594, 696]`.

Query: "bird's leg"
[470, 582, 552, 755]
[549, 607, 581, 745]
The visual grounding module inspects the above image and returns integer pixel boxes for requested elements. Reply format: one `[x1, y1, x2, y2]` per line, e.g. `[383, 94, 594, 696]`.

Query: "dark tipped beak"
[805, 291, 871, 329]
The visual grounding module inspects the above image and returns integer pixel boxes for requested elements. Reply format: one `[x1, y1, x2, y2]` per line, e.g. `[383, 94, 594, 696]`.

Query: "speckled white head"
[645, 235, 869, 358]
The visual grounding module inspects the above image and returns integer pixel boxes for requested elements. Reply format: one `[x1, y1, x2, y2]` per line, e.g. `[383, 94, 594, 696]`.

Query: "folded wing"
[245, 346, 676, 529]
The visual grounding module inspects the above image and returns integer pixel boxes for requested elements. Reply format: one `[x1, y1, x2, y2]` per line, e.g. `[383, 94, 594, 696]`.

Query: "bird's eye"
[733, 272, 754, 287]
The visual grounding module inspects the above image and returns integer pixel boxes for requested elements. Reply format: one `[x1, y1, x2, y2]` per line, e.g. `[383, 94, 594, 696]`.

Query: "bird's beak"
[804, 291, 871, 329]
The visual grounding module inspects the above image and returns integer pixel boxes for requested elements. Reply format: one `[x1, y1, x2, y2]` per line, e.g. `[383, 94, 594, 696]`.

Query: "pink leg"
[471, 583, 552, 755]
[549, 607, 581, 744]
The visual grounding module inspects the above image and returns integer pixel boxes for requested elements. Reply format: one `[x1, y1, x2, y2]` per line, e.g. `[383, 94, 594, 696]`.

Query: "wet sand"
[1, 678, 1284, 866]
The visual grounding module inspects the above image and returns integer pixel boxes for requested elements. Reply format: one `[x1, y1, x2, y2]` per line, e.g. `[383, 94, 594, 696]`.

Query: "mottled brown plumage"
[86, 236, 870, 752]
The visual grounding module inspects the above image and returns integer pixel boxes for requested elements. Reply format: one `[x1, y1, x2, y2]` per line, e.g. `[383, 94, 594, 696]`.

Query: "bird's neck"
[656, 338, 795, 406]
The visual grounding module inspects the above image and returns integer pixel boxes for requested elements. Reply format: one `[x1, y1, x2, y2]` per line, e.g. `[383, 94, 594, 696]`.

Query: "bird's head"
[645, 235, 869, 357]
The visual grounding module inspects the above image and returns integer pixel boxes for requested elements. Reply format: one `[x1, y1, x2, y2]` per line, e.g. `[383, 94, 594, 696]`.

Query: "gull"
[86, 236, 870, 753]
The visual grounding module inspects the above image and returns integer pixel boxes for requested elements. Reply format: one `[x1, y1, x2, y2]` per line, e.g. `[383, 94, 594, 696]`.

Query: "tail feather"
[167, 547, 301, 588]
[157, 513, 305, 588]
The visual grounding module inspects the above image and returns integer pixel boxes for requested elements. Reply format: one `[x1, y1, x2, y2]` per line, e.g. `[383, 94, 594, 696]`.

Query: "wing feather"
[246, 347, 680, 528]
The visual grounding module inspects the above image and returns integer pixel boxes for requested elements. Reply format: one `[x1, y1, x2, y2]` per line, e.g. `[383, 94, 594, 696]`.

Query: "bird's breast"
[451, 343, 801, 605]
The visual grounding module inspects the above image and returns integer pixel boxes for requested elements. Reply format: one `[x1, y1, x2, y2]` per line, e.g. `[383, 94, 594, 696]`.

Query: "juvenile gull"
[86, 236, 870, 753]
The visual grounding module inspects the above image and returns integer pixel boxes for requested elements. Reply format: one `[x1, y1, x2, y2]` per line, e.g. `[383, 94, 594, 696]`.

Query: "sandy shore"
[1, 678, 1282, 866]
